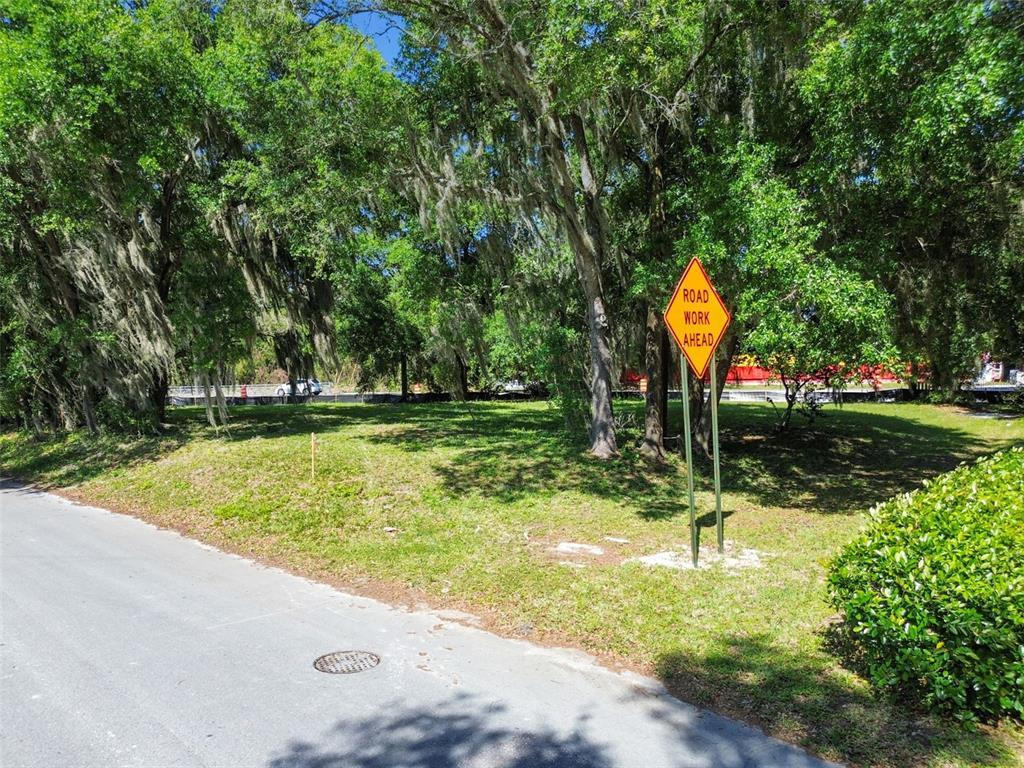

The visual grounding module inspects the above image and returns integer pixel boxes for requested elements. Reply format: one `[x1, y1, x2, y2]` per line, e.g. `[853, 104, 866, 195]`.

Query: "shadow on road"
[266, 694, 609, 768]
[265, 689, 831, 768]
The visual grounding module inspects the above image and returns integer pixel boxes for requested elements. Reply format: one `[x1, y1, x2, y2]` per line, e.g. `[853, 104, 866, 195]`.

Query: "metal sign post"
[710, 354, 724, 553]
[664, 257, 732, 568]
[680, 352, 698, 568]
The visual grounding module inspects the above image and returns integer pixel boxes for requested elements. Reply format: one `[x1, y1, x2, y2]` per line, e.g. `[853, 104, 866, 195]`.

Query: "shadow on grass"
[695, 508, 735, 529]
[362, 400, 1006, 517]
[0, 402, 471, 489]
[2, 401, 1012, 520]
[362, 404, 688, 520]
[655, 633, 1010, 768]
[0, 429, 190, 488]
[713, 405, 997, 512]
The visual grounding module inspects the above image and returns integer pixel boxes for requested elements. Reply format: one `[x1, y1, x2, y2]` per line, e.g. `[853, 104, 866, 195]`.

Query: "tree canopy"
[2, 0, 1020, 453]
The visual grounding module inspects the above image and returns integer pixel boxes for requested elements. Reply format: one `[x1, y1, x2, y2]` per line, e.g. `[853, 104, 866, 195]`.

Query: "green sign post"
[664, 257, 732, 567]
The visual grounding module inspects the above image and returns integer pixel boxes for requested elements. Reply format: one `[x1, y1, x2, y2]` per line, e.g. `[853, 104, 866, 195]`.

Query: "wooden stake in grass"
[311, 432, 316, 482]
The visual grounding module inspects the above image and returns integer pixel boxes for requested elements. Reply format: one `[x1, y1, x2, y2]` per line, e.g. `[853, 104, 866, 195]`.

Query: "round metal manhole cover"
[313, 650, 381, 674]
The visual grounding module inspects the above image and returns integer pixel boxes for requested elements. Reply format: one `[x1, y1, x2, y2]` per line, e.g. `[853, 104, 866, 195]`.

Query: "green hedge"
[829, 446, 1024, 722]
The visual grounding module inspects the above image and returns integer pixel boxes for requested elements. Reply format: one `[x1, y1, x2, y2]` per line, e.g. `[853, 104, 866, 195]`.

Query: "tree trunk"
[212, 375, 228, 424]
[534, 125, 618, 456]
[19, 392, 32, 433]
[30, 407, 45, 438]
[153, 176, 178, 422]
[777, 375, 799, 433]
[642, 126, 670, 460]
[660, 330, 670, 440]
[201, 371, 217, 428]
[455, 353, 468, 400]
[400, 351, 409, 401]
[149, 370, 169, 426]
[564, 114, 617, 458]
[82, 385, 99, 435]
[688, 373, 709, 454]
[641, 307, 669, 461]
[582, 270, 618, 458]
[472, 3, 618, 455]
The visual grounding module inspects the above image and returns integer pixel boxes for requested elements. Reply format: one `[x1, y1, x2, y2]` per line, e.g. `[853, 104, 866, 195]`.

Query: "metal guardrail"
[166, 390, 537, 406]
[167, 384, 1020, 407]
[168, 383, 336, 398]
[617, 387, 914, 403]
[168, 392, 396, 406]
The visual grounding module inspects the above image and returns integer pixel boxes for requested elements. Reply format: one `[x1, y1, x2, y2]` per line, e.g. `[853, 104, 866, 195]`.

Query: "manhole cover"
[313, 650, 381, 674]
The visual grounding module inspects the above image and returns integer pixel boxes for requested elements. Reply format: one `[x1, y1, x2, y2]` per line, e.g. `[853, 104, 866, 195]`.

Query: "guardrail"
[615, 387, 915, 403]
[166, 390, 538, 406]
[168, 383, 336, 398]
[167, 384, 1020, 407]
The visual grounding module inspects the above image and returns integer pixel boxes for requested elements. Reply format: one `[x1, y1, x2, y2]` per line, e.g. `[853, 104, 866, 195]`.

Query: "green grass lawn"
[2, 401, 1022, 767]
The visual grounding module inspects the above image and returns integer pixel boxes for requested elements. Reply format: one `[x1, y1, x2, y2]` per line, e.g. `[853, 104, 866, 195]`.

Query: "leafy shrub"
[829, 447, 1024, 722]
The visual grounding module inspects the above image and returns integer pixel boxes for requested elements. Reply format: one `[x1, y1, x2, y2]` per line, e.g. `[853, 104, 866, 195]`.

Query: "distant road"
[166, 383, 1021, 407]
[168, 383, 333, 398]
[0, 483, 834, 768]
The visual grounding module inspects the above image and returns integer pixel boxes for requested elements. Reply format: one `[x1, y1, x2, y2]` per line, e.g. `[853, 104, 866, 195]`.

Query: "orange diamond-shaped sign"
[664, 257, 732, 378]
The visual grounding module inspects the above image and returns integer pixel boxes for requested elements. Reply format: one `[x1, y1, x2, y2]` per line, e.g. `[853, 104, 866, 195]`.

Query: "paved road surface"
[0, 481, 836, 768]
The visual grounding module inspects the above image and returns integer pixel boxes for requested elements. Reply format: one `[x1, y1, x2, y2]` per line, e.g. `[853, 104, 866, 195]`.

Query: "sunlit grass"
[2, 400, 1022, 767]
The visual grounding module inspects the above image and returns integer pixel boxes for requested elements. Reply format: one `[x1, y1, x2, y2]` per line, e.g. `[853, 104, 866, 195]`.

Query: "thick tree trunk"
[139, 175, 178, 429]
[642, 128, 670, 460]
[538, 134, 618, 457]
[455, 354, 469, 400]
[641, 307, 669, 461]
[564, 114, 617, 458]
[583, 283, 618, 458]
[82, 385, 99, 435]
[688, 374, 709, 455]
[149, 370, 169, 426]
[465, 3, 618, 456]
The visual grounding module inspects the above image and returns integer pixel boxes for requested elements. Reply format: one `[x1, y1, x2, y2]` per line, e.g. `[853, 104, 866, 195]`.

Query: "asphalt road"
[0, 481, 836, 768]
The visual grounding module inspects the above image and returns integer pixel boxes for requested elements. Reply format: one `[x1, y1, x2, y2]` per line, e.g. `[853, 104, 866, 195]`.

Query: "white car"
[275, 379, 322, 397]
[494, 379, 526, 393]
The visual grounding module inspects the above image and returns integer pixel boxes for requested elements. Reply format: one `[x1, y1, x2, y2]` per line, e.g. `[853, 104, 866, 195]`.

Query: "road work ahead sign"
[664, 257, 731, 378]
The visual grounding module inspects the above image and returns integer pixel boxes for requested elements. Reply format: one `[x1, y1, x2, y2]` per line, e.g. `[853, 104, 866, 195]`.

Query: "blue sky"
[347, 10, 403, 67]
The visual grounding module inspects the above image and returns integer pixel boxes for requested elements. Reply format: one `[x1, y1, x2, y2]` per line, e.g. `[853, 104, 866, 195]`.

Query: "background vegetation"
[2, 0, 1021, 453]
[2, 2, 1023, 763]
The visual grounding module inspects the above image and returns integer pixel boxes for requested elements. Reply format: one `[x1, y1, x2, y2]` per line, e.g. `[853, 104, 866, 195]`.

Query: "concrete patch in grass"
[631, 541, 767, 571]
[555, 541, 605, 556]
